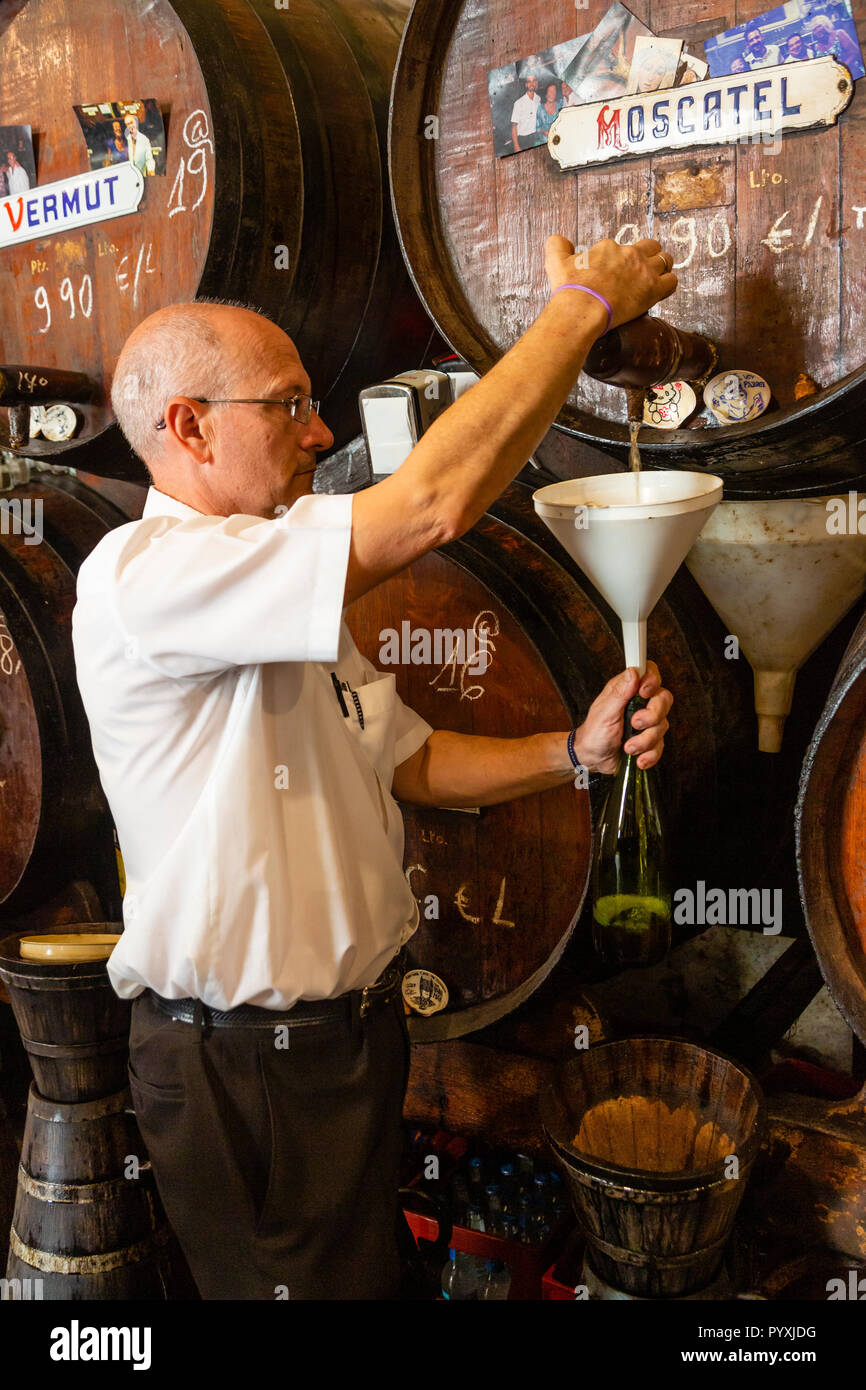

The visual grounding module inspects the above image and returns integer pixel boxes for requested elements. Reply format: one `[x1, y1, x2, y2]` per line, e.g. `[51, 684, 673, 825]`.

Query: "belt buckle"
[359, 951, 404, 1018]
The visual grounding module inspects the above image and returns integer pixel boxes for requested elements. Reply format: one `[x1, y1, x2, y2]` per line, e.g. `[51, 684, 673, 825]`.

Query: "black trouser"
[128, 989, 411, 1299]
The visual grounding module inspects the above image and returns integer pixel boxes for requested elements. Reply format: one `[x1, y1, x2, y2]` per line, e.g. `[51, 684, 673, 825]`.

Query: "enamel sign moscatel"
[548, 56, 853, 171]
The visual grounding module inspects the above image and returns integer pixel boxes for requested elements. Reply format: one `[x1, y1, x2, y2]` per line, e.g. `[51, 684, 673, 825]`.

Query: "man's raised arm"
[344, 234, 677, 608]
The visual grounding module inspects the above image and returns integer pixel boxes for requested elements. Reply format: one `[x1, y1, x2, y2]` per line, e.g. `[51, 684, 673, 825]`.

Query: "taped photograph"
[0, 125, 36, 198]
[74, 98, 167, 175]
[627, 36, 684, 93]
[560, 2, 654, 103]
[677, 51, 709, 83]
[488, 34, 589, 157]
[705, 0, 864, 79]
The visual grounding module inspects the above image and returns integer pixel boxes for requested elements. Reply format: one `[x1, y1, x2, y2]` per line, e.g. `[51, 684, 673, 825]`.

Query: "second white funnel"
[533, 472, 723, 675]
[686, 496, 866, 752]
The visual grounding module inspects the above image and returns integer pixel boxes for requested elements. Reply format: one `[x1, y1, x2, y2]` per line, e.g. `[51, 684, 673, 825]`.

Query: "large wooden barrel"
[0, 474, 143, 915]
[0, 0, 430, 480]
[796, 606, 866, 1046]
[541, 1037, 765, 1297]
[389, 0, 866, 497]
[345, 480, 757, 1039]
[6, 1086, 172, 1299]
[0, 925, 130, 1103]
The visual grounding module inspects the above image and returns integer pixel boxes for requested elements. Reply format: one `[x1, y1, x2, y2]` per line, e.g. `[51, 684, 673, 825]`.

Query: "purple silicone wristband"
[551, 283, 613, 332]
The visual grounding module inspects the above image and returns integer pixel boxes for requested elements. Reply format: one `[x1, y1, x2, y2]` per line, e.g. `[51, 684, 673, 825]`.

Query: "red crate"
[541, 1230, 586, 1299]
[403, 1207, 571, 1300]
[541, 1262, 578, 1300]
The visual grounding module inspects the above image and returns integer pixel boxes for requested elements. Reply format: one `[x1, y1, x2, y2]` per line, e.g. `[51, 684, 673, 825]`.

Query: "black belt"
[147, 951, 406, 1029]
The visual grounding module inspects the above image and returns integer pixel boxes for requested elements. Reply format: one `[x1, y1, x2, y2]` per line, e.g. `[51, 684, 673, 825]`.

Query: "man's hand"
[544, 235, 677, 331]
[573, 662, 672, 774]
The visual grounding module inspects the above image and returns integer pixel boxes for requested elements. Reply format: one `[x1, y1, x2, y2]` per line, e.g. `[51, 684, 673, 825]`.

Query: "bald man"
[72, 235, 676, 1300]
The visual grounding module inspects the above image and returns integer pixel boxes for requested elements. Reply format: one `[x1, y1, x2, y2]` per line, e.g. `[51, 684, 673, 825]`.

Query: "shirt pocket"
[343, 672, 399, 784]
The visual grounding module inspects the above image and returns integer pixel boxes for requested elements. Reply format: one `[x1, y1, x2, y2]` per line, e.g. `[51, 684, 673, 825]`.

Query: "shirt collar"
[142, 486, 206, 521]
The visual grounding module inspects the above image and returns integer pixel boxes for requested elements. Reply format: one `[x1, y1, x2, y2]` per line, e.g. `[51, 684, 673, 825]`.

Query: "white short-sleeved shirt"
[510, 92, 540, 135]
[71, 486, 433, 1010]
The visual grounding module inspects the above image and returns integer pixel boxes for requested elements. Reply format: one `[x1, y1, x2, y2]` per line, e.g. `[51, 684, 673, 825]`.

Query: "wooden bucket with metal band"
[345, 480, 760, 1040]
[541, 1036, 766, 1298]
[389, 0, 866, 498]
[0, 925, 129, 1104]
[6, 1086, 172, 1300]
[0, 0, 430, 481]
[0, 474, 146, 916]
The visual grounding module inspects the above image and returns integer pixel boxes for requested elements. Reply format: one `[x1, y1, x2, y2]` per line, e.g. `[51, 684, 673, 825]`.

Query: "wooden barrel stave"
[389, 0, 866, 495]
[20, 1088, 140, 1184]
[0, 477, 141, 915]
[6, 1085, 171, 1299]
[797, 606, 866, 1046]
[6, 1246, 167, 1300]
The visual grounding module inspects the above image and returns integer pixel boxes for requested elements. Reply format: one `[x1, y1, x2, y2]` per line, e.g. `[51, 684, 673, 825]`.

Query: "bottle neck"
[583, 317, 715, 388]
[624, 694, 648, 745]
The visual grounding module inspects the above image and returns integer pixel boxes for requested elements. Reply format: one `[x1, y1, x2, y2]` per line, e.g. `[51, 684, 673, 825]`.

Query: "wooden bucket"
[0, 0, 430, 480]
[541, 1037, 765, 1297]
[345, 480, 758, 1038]
[797, 605, 866, 1047]
[389, 0, 866, 497]
[6, 1086, 172, 1300]
[0, 924, 130, 1103]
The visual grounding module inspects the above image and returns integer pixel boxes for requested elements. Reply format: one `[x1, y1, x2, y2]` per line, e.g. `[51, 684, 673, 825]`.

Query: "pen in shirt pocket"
[330, 672, 364, 730]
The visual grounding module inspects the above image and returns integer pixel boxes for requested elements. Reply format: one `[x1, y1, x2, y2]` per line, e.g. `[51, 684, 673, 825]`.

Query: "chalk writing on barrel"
[429, 608, 501, 701]
[168, 109, 213, 220]
[0, 620, 17, 677]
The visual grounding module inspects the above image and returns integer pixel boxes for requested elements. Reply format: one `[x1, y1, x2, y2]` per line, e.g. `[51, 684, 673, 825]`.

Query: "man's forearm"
[392, 728, 577, 808]
[400, 292, 607, 537]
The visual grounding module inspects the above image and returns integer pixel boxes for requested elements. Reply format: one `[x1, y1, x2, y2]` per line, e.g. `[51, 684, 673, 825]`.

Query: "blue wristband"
[567, 729, 589, 788]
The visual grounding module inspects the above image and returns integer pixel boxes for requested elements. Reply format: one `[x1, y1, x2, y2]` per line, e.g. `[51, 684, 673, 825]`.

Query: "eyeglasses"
[155, 394, 320, 429]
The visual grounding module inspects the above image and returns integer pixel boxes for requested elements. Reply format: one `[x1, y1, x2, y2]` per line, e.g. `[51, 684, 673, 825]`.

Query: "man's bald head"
[110, 300, 282, 470]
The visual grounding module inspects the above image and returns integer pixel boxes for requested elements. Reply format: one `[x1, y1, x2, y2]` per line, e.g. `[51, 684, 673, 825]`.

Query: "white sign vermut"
[0, 163, 144, 249]
[548, 56, 853, 170]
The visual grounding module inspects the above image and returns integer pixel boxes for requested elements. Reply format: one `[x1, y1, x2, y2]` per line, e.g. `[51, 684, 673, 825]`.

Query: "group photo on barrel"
[0, 0, 864, 1351]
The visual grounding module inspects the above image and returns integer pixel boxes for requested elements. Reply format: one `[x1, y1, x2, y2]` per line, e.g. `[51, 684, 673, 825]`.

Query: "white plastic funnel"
[686, 496, 866, 753]
[533, 471, 723, 675]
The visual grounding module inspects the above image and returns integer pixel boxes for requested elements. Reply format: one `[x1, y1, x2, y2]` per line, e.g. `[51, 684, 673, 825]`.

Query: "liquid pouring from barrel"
[532, 473, 723, 678]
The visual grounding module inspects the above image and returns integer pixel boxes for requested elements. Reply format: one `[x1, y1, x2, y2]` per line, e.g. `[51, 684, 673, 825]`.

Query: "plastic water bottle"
[478, 1259, 512, 1300]
[440, 1248, 478, 1300]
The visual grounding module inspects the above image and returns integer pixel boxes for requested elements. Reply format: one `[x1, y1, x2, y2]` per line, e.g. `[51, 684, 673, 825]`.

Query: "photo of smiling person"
[706, 2, 865, 81]
[536, 81, 563, 133]
[487, 34, 589, 156]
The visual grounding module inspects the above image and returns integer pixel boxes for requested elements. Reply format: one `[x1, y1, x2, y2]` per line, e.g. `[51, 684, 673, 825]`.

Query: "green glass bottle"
[591, 695, 671, 968]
